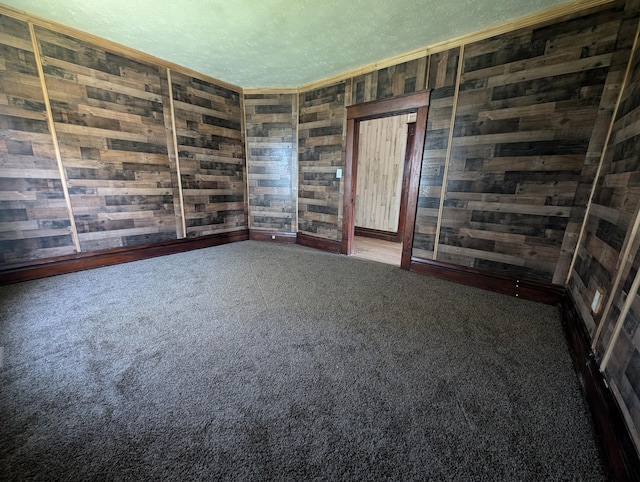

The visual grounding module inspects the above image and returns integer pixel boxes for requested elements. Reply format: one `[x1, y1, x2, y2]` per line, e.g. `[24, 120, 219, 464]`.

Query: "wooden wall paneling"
[436, 5, 625, 284]
[412, 48, 461, 260]
[34, 26, 179, 252]
[570, 4, 640, 338]
[163, 68, 186, 238]
[244, 93, 297, 233]
[351, 56, 428, 106]
[169, 71, 246, 237]
[298, 81, 350, 240]
[0, 14, 78, 264]
[598, 236, 640, 457]
[355, 115, 408, 232]
[565, 1, 640, 288]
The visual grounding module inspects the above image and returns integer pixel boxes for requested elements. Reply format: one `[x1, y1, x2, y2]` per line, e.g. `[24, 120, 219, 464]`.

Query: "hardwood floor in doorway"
[352, 236, 402, 266]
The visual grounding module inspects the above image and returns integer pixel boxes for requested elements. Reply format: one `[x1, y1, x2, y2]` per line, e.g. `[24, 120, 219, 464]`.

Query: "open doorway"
[352, 118, 416, 266]
[342, 91, 430, 270]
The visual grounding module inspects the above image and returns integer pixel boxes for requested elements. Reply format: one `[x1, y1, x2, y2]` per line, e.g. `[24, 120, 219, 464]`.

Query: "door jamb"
[342, 90, 430, 270]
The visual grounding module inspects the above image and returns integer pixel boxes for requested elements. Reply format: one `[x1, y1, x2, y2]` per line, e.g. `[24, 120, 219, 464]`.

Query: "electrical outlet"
[591, 289, 602, 313]
[271, 235, 276, 240]
[336, 168, 342, 179]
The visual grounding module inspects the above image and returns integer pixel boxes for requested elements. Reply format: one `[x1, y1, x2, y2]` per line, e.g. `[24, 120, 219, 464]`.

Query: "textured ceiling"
[5, 0, 573, 88]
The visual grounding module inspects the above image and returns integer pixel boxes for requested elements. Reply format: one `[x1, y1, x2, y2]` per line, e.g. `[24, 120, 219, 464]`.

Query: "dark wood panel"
[0, 229, 249, 284]
[249, 230, 297, 243]
[298, 81, 349, 240]
[296, 232, 341, 254]
[170, 71, 246, 237]
[35, 26, 178, 252]
[0, 15, 76, 264]
[410, 256, 565, 305]
[440, 4, 627, 284]
[244, 93, 297, 232]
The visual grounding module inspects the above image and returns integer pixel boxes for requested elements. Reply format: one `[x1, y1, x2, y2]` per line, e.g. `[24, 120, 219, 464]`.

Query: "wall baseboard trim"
[297, 233, 342, 254]
[561, 295, 640, 482]
[409, 257, 565, 305]
[0, 229, 250, 285]
[354, 226, 401, 243]
[249, 230, 298, 243]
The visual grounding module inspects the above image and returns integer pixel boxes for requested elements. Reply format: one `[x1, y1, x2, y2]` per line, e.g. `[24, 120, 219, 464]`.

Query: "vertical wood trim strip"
[29, 22, 81, 253]
[425, 55, 432, 91]
[166, 69, 187, 239]
[566, 19, 640, 287]
[241, 92, 251, 230]
[432, 45, 464, 260]
[293, 93, 299, 232]
[600, 265, 640, 371]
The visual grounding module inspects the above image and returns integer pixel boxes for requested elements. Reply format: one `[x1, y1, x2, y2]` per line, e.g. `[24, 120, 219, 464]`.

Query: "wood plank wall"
[567, 1, 640, 452]
[170, 72, 246, 237]
[298, 82, 350, 239]
[438, 5, 626, 284]
[352, 57, 428, 104]
[35, 27, 178, 251]
[244, 93, 297, 232]
[0, 15, 76, 263]
[414, 48, 461, 259]
[355, 115, 408, 232]
[0, 11, 246, 265]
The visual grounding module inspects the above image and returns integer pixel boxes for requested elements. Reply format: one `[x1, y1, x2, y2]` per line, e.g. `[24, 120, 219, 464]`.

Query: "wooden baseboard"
[561, 295, 640, 482]
[0, 229, 249, 285]
[354, 226, 401, 243]
[297, 232, 342, 254]
[249, 230, 297, 243]
[409, 257, 565, 305]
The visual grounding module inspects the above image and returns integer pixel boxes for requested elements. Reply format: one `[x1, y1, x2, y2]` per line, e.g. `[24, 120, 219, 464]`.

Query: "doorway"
[342, 91, 430, 270]
[352, 119, 416, 266]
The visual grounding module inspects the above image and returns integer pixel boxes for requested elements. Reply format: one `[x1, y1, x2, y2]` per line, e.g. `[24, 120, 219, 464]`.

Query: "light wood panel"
[298, 81, 349, 240]
[170, 71, 246, 237]
[355, 115, 408, 232]
[244, 93, 297, 232]
[34, 26, 179, 252]
[0, 14, 77, 263]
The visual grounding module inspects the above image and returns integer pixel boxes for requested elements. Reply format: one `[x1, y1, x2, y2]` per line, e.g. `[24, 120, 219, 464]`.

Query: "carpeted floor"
[0, 241, 605, 481]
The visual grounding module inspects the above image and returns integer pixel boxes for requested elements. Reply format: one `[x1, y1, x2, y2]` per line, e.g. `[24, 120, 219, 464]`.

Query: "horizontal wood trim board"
[561, 295, 640, 482]
[249, 231, 298, 243]
[355, 227, 401, 243]
[0, 230, 250, 285]
[297, 233, 342, 254]
[409, 257, 565, 305]
[347, 91, 431, 120]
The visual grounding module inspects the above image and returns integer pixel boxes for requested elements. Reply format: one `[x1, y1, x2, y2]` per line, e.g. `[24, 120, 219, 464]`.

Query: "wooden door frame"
[342, 90, 430, 270]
